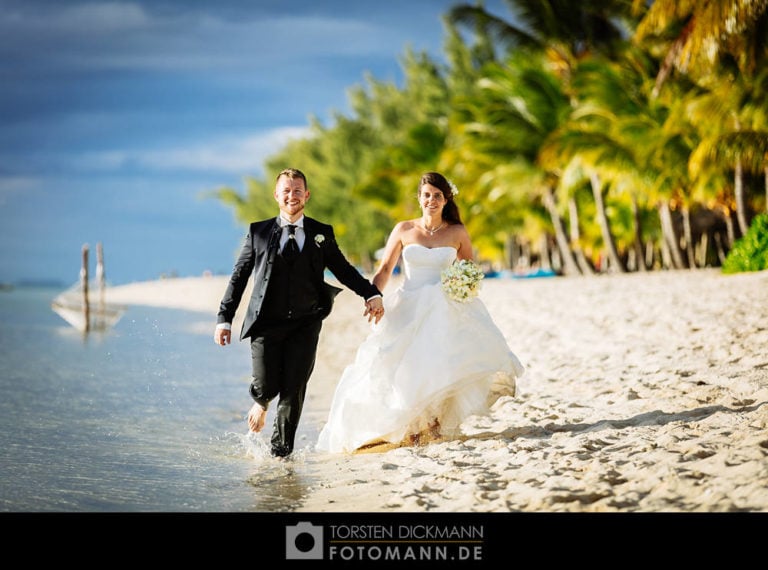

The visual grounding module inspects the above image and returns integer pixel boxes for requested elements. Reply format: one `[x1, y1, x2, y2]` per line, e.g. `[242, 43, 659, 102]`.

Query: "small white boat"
[51, 243, 126, 333]
[51, 285, 126, 332]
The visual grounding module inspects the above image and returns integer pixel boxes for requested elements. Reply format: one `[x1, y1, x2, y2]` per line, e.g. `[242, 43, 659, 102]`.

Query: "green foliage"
[209, 0, 768, 271]
[722, 213, 768, 274]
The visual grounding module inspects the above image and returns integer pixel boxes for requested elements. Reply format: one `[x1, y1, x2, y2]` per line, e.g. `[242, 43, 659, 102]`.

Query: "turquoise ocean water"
[0, 287, 324, 512]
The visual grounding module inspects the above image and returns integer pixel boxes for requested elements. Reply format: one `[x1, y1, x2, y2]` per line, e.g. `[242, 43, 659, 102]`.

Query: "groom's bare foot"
[247, 403, 267, 433]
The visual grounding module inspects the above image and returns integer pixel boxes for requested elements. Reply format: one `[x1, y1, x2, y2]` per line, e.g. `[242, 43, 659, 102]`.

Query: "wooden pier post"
[81, 243, 90, 333]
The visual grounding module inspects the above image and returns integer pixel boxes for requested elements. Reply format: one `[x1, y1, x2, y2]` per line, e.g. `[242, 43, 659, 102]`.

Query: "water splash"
[239, 430, 272, 461]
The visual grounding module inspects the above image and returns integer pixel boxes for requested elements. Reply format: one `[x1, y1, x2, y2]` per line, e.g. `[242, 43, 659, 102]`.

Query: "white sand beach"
[108, 268, 768, 512]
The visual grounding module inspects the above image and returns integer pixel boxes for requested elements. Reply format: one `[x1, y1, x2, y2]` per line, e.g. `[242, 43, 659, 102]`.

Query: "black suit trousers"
[249, 316, 323, 455]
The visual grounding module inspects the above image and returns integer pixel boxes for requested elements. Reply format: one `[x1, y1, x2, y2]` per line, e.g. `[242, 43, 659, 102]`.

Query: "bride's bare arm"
[456, 225, 475, 261]
[372, 223, 406, 292]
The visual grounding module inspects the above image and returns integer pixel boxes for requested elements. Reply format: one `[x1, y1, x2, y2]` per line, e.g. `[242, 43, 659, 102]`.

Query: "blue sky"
[0, 0, 507, 286]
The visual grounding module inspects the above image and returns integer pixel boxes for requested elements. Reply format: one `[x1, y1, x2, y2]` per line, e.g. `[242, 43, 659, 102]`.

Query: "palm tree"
[633, 0, 768, 88]
[450, 51, 585, 274]
[448, 0, 631, 62]
[635, 0, 768, 235]
[686, 58, 768, 235]
[556, 47, 708, 271]
[446, 0, 640, 273]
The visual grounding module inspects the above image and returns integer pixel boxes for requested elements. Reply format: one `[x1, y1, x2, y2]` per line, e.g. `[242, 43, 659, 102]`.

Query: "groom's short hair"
[277, 168, 307, 187]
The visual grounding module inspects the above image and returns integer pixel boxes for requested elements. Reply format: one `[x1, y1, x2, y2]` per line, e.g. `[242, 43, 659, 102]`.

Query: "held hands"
[364, 297, 385, 324]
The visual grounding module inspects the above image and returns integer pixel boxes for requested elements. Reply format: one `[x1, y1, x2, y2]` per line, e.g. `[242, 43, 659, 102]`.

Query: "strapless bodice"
[401, 244, 457, 290]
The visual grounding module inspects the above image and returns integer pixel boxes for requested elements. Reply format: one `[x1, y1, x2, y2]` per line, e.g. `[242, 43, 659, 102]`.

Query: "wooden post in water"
[81, 243, 90, 333]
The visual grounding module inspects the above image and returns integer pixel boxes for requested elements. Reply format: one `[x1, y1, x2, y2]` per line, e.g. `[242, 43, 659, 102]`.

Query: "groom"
[214, 168, 384, 458]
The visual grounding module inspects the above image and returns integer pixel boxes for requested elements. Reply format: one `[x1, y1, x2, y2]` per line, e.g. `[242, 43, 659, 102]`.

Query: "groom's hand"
[214, 327, 231, 346]
[364, 297, 384, 324]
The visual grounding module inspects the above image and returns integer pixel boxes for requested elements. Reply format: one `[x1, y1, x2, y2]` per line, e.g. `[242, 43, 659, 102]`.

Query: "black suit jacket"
[217, 216, 381, 340]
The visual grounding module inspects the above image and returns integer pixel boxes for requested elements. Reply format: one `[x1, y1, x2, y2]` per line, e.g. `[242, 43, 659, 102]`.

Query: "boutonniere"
[314, 234, 326, 247]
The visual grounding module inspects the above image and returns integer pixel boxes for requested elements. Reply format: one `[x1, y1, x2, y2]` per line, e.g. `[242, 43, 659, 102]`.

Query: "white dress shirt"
[278, 215, 306, 252]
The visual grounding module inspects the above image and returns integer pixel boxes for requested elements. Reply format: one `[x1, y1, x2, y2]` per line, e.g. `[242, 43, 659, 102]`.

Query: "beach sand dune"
[109, 269, 768, 512]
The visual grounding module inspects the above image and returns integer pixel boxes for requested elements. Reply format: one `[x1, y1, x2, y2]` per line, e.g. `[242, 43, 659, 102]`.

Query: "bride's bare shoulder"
[392, 219, 420, 233]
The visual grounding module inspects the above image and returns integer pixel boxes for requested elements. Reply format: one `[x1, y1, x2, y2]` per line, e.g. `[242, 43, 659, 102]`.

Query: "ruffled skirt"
[316, 280, 524, 453]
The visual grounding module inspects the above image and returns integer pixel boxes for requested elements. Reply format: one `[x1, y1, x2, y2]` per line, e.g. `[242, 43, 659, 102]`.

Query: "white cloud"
[2, 1, 418, 72]
[75, 126, 311, 174]
[0, 176, 43, 206]
[55, 1, 151, 31]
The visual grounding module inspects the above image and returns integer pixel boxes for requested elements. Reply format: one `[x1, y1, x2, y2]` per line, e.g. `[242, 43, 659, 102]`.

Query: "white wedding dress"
[316, 244, 524, 453]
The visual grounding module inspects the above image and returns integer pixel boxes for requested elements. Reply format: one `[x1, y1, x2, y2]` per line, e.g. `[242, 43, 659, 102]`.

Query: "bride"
[316, 172, 524, 453]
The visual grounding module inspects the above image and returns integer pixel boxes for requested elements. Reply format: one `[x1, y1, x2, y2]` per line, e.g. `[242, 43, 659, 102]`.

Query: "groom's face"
[274, 175, 310, 221]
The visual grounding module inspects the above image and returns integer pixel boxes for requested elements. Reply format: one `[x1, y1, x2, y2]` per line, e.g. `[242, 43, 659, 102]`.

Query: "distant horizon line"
[0, 271, 236, 289]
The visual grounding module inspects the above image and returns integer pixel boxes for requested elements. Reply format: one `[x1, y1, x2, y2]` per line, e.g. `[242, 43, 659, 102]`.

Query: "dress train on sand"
[316, 244, 524, 453]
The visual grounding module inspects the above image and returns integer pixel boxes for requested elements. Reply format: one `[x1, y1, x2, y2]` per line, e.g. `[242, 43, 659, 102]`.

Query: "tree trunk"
[714, 232, 727, 264]
[520, 240, 531, 270]
[697, 232, 709, 267]
[658, 200, 687, 269]
[568, 197, 595, 274]
[539, 233, 552, 271]
[724, 210, 736, 249]
[506, 235, 519, 270]
[542, 186, 581, 275]
[549, 235, 563, 273]
[589, 172, 625, 272]
[631, 194, 646, 272]
[645, 240, 656, 270]
[681, 206, 696, 268]
[660, 236, 672, 269]
[734, 159, 750, 236]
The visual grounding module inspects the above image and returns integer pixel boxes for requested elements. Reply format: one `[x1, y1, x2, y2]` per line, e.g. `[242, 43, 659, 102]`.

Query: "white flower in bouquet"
[441, 259, 484, 302]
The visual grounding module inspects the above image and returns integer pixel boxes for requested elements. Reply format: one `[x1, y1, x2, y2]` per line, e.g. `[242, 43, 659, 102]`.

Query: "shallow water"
[0, 287, 327, 512]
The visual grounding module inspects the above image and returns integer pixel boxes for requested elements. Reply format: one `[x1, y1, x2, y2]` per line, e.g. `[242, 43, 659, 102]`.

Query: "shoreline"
[109, 269, 768, 512]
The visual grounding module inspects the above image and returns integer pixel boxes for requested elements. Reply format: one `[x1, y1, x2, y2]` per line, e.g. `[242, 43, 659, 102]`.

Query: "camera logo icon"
[285, 522, 324, 560]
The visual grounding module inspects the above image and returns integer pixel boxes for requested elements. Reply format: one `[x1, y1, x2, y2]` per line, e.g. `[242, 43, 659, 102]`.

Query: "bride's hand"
[364, 298, 384, 324]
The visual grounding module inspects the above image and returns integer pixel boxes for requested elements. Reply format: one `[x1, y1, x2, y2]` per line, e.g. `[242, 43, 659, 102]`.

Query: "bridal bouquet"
[441, 259, 484, 302]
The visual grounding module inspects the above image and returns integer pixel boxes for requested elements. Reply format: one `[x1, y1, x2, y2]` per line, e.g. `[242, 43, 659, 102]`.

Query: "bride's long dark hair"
[419, 172, 462, 225]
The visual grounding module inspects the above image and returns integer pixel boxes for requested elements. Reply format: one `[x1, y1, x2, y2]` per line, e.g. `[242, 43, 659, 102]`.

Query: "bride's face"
[419, 184, 445, 216]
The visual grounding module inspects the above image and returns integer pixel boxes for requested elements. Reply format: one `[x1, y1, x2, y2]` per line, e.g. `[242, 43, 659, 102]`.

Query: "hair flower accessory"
[441, 259, 484, 302]
[314, 234, 326, 246]
[448, 180, 459, 197]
